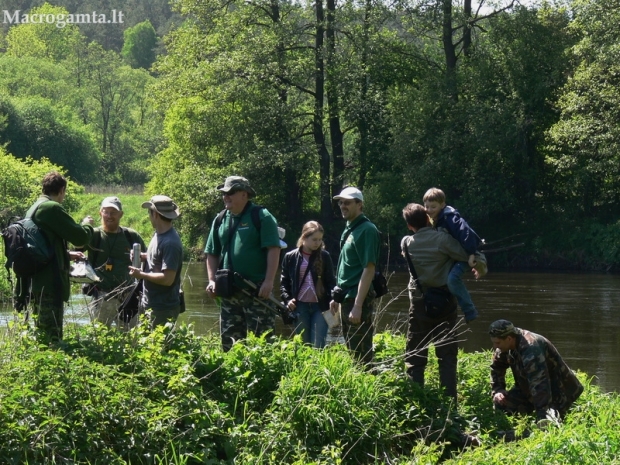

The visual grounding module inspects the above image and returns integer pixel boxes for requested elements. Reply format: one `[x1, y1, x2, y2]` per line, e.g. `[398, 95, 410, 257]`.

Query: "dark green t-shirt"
[87, 227, 146, 292]
[336, 214, 380, 299]
[204, 202, 280, 284]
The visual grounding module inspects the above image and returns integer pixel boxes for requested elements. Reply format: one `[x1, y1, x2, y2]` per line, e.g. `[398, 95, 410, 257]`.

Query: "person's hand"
[258, 281, 273, 299]
[492, 390, 508, 406]
[329, 300, 339, 314]
[349, 303, 362, 325]
[287, 299, 297, 311]
[472, 268, 481, 279]
[128, 266, 142, 279]
[69, 250, 85, 261]
[81, 215, 94, 226]
[206, 280, 216, 298]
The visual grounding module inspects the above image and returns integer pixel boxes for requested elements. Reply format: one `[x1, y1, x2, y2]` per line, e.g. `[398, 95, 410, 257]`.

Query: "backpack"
[2, 200, 54, 279]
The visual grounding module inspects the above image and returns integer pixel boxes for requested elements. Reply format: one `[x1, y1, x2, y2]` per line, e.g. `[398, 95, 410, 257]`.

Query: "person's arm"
[490, 351, 509, 404]
[280, 253, 295, 308]
[129, 267, 177, 286]
[258, 246, 280, 299]
[348, 263, 375, 324]
[205, 254, 220, 298]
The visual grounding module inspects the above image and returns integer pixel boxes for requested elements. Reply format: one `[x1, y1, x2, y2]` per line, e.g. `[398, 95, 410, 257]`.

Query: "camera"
[332, 286, 347, 304]
[278, 303, 297, 325]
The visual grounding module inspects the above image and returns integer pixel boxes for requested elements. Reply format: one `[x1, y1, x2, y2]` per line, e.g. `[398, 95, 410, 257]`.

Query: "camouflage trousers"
[219, 291, 277, 352]
[32, 293, 64, 342]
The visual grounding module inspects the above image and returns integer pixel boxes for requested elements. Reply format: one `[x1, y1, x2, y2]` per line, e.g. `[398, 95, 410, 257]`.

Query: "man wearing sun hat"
[329, 186, 381, 366]
[204, 176, 281, 351]
[129, 195, 183, 327]
[489, 319, 584, 424]
[81, 196, 145, 329]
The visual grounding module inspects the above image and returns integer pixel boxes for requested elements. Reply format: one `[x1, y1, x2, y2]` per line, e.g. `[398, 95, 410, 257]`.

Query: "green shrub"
[0, 322, 617, 464]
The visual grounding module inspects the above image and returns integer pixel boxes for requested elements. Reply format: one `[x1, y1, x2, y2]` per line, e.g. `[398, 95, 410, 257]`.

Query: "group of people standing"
[17, 171, 583, 433]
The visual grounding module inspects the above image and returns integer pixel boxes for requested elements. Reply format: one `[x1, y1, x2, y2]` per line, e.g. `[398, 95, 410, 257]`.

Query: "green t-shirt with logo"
[337, 214, 380, 299]
[204, 202, 280, 284]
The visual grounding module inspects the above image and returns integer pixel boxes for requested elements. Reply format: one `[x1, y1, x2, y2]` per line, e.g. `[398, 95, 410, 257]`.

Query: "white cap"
[333, 187, 364, 202]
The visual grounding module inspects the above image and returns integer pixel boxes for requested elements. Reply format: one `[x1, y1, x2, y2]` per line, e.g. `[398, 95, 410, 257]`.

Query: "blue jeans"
[447, 261, 477, 318]
[294, 302, 328, 348]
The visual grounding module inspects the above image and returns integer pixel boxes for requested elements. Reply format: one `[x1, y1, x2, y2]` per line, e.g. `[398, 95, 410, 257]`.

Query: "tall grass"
[0, 320, 617, 464]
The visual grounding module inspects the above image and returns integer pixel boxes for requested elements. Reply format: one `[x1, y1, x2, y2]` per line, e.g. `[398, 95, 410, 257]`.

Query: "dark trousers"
[340, 296, 375, 365]
[406, 296, 458, 400]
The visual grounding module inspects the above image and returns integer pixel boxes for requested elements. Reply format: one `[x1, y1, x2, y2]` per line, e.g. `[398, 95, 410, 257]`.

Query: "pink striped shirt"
[298, 253, 318, 302]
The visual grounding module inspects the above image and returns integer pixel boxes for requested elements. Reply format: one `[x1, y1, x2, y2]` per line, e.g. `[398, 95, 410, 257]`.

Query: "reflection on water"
[2, 264, 620, 393]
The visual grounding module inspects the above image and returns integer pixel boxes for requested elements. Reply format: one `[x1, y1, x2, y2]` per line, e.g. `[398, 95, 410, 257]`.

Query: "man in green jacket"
[29, 171, 94, 342]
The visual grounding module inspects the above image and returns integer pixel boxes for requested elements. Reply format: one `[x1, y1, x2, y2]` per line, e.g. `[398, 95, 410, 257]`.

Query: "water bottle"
[132, 243, 141, 269]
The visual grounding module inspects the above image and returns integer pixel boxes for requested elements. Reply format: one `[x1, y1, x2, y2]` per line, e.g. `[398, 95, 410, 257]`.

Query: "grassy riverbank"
[0, 320, 617, 464]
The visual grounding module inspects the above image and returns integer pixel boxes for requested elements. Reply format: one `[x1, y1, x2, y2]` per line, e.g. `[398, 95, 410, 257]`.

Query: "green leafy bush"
[0, 320, 617, 464]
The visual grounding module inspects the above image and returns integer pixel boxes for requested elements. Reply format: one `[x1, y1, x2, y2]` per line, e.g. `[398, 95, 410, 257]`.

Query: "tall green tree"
[121, 20, 158, 70]
[544, 0, 620, 220]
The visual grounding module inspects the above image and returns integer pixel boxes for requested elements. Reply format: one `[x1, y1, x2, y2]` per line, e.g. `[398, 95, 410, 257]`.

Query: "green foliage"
[544, 0, 620, 221]
[0, 96, 101, 184]
[122, 20, 158, 70]
[0, 323, 616, 464]
[4, 3, 84, 61]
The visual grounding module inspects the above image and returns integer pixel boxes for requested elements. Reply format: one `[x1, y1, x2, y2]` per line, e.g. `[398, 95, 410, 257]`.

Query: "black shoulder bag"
[402, 239, 455, 319]
[341, 217, 388, 298]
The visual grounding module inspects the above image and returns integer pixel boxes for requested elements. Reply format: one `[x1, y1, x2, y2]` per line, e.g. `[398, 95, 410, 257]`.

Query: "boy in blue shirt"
[423, 187, 486, 322]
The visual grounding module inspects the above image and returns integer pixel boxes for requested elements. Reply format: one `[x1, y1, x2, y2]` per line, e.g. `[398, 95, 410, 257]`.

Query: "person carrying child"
[423, 187, 487, 323]
[280, 221, 337, 348]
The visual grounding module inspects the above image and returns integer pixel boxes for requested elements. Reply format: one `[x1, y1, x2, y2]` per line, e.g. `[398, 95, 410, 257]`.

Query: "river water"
[2, 264, 619, 392]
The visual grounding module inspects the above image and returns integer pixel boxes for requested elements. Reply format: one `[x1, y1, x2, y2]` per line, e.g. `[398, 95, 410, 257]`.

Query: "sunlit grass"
[0, 321, 617, 464]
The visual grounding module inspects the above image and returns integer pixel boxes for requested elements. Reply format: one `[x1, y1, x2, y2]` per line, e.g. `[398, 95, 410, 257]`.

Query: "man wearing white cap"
[81, 196, 145, 329]
[129, 195, 183, 327]
[329, 186, 381, 365]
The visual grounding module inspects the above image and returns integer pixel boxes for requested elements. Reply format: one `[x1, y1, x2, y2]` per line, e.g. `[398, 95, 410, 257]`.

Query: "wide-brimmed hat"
[100, 196, 122, 211]
[141, 195, 180, 220]
[488, 319, 519, 338]
[333, 186, 364, 202]
[217, 176, 256, 197]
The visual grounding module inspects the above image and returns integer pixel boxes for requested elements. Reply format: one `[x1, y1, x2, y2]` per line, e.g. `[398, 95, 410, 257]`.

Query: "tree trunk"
[315, 0, 333, 224]
[326, 0, 344, 212]
[463, 0, 472, 57]
[442, 0, 458, 101]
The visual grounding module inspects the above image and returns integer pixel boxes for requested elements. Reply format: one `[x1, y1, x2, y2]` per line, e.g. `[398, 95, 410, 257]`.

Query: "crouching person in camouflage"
[489, 319, 584, 425]
[204, 176, 282, 351]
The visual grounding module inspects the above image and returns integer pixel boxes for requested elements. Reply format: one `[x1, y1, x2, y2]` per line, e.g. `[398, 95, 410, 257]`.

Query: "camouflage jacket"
[490, 329, 583, 416]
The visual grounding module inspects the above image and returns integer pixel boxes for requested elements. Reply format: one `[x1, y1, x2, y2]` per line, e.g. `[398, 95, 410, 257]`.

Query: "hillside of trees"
[1, 0, 620, 270]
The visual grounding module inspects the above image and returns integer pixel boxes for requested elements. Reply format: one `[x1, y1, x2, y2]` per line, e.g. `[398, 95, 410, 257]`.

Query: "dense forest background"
[1, 0, 620, 270]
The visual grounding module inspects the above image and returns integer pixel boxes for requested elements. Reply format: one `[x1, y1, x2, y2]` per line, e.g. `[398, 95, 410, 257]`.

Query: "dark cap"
[488, 319, 519, 338]
[217, 176, 256, 197]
